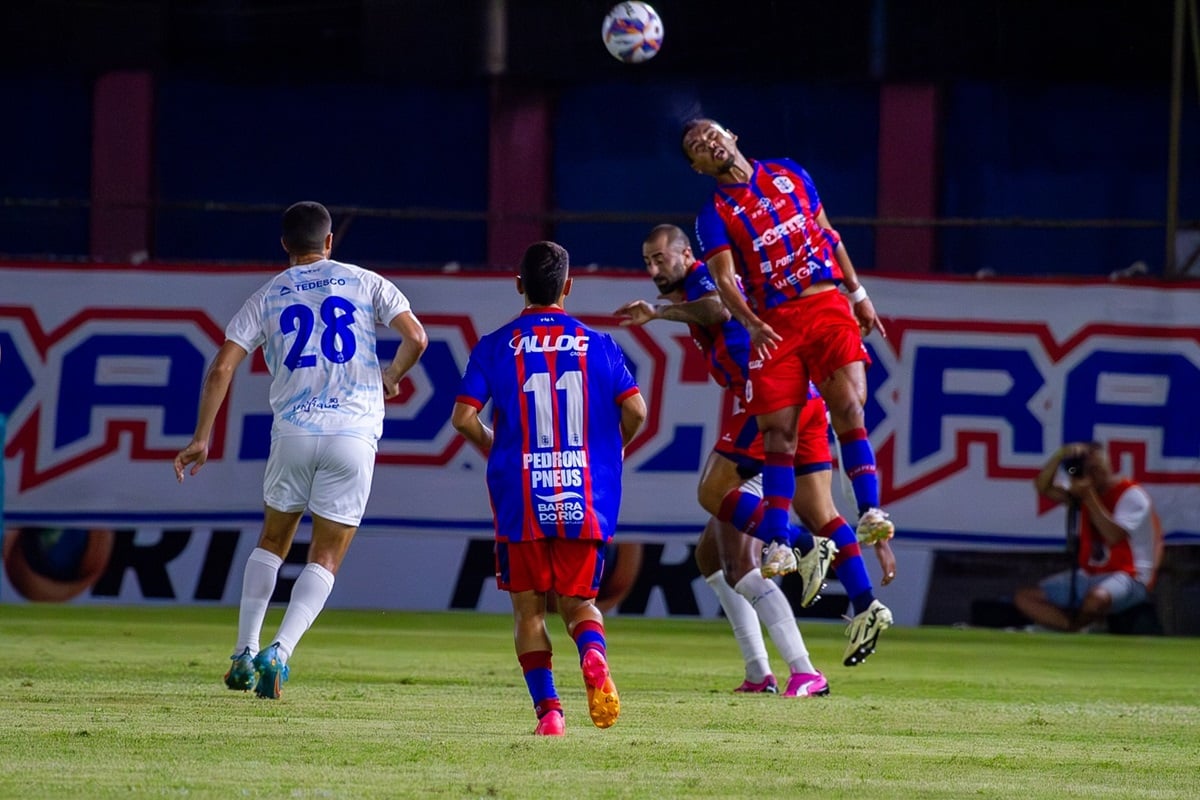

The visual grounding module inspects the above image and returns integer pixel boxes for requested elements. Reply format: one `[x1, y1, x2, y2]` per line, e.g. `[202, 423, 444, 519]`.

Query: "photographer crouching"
[1013, 442, 1160, 632]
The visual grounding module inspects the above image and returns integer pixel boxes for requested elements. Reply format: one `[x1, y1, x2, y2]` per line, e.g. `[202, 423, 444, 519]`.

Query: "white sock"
[271, 562, 335, 663]
[706, 570, 771, 682]
[734, 570, 817, 675]
[236, 547, 283, 656]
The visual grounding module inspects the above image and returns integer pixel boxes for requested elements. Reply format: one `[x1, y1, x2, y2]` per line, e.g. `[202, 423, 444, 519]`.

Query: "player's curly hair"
[281, 201, 332, 255]
[520, 241, 570, 305]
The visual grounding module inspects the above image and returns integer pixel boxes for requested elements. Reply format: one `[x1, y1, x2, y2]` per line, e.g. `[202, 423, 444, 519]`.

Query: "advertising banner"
[2, 264, 1197, 620]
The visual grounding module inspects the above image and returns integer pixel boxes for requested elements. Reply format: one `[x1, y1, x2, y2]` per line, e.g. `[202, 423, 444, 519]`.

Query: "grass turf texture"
[1, 606, 1196, 799]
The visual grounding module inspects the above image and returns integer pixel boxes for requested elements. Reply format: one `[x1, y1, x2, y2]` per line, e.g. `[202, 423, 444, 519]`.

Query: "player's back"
[463, 308, 638, 541]
[226, 258, 410, 442]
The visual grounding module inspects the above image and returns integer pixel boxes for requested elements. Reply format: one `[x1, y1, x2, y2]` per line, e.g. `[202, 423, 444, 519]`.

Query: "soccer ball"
[601, 2, 664, 64]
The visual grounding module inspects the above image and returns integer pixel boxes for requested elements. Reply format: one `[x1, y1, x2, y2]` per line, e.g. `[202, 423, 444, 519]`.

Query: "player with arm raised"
[682, 118, 894, 658]
[618, 224, 894, 673]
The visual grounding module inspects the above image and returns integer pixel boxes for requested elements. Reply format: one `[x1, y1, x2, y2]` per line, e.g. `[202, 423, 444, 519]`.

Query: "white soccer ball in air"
[602, 2, 664, 64]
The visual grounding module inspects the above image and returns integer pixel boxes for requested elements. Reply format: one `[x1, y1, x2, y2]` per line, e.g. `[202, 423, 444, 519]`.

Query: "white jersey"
[225, 258, 411, 444]
[1111, 484, 1156, 584]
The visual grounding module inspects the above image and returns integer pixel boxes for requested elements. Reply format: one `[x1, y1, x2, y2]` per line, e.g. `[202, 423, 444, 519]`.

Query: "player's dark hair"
[520, 241, 570, 305]
[646, 223, 691, 252]
[281, 201, 332, 255]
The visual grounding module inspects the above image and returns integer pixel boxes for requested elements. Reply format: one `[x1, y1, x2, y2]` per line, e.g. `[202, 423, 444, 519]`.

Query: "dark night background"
[1, 0, 1196, 276]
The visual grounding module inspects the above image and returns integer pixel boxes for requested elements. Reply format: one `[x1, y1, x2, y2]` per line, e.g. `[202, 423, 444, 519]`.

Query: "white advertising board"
[2, 265, 1197, 623]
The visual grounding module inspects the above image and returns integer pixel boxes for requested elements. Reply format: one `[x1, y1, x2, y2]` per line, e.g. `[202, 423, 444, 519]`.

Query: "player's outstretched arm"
[174, 340, 248, 483]
[615, 295, 729, 327]
[614, 299, 658, 326]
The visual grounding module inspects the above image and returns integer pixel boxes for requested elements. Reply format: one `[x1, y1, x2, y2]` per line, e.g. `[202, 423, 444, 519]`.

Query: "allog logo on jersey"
[510, 333, 589, 354]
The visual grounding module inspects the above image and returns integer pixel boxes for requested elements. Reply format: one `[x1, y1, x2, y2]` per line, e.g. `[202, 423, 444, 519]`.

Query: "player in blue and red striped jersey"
[618, 224, 896, 674]
[452, 241, 647, 737]
[682, 118, 894, 657]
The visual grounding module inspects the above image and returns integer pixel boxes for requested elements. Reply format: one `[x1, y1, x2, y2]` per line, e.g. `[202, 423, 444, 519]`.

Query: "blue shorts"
[1040, 569, 1147, 613]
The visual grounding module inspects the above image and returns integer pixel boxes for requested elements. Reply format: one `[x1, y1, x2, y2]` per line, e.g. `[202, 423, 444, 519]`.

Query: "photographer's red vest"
[1078, 479, 1163, 588]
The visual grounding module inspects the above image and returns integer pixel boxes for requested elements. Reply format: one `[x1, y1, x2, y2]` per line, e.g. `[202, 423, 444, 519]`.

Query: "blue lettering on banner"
[0, 307, 227, 491]
[379, 339, 459, 444]
[56, 334, 204, 448]
[872, 319, 1200, 511]
[1064, 351, 1200, 457]
[637, 425, 706, 472]
[910, 346, 1043, 461]
[238, 414, 273, 460]
[864, 341, 886, 432]
[0, 330, 34, 416]
[2, 290, 1197, 550]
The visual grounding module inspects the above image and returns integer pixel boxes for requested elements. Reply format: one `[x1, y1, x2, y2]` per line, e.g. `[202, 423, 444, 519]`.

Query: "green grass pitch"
[1, 605, 1196, 799]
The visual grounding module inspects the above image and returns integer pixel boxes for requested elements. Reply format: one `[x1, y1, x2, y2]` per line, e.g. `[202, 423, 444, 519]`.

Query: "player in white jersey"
[173, 201, 428, 699]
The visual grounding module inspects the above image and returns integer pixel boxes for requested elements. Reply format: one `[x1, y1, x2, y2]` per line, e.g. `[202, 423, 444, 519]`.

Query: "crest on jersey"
[772, 175, 795, 193]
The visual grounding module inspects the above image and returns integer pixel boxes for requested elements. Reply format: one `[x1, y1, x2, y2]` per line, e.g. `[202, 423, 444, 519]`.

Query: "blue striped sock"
[838, 428, 879, 513]
[762, 453, 795, 544]
[720, 489, 768, 543]
[821, 518, 875, 614]
[572, 619, 606, 661]
[518, 651, 559, 716]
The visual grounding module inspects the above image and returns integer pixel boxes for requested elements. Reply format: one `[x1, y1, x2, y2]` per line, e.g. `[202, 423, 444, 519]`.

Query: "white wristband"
[846, 284, 868, 304]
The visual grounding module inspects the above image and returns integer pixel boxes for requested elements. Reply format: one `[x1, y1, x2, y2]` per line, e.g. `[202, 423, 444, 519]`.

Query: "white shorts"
[263, 435, 377, 526]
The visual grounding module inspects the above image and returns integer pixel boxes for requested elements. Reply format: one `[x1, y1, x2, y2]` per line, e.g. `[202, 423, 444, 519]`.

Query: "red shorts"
[793, 393, 832, 467]
[715, 389, 832, 471]
[496, 538, 606, 597]
[715, 391, 762, 470]
[746, 289, 870, 416]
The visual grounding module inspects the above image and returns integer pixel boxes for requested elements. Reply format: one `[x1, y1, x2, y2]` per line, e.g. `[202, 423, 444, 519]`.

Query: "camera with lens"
[1061, 456, 1085, 477]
